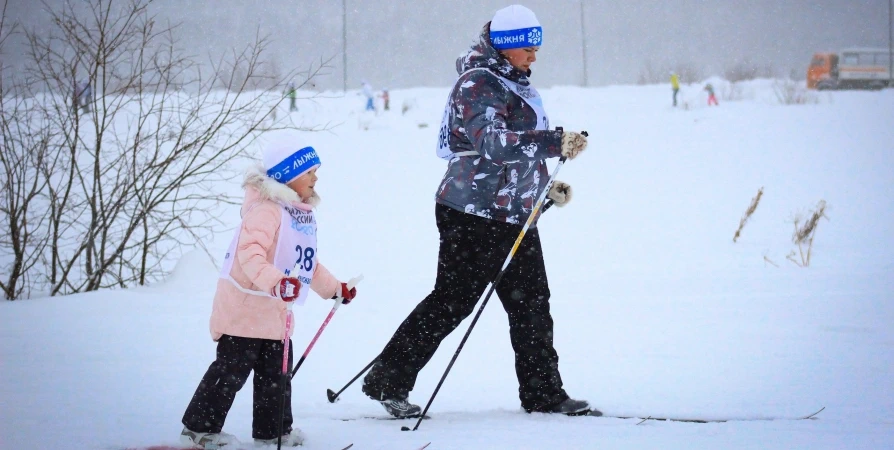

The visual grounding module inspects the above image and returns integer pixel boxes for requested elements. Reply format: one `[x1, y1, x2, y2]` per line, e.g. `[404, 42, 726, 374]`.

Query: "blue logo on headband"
[266, 146, 321, 183]
[490, 26, 543, 49]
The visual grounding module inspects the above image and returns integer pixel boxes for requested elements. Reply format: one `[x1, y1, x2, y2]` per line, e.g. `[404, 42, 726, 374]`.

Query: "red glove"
[271, 277, 301, 302]
[332, 282, 357, 305]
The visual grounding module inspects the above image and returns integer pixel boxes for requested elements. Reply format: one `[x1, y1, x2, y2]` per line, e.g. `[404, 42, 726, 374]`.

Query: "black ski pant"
[364, 203, 569, 412]
[182, 334, 293, 440]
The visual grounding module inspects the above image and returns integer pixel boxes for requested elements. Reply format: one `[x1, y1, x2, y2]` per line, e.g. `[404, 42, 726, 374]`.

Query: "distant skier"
[361, 80, 375, 111]
[381, 88, 390, 111]
[704, 83, 718, 106]
[285, 81, 298, 112]
[670, 71, 680, 107]
[180, 131, 360, 449]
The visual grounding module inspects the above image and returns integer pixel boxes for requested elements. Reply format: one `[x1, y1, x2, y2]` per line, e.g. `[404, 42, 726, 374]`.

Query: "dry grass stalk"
[788, 200, 828, 267]
[793, 200, 827, 244]
[733, 187, 764, 243]
[786, 250, 802, 267]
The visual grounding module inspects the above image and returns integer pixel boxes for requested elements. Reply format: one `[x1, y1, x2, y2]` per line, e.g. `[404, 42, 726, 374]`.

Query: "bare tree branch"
[1, 0, 332, 299]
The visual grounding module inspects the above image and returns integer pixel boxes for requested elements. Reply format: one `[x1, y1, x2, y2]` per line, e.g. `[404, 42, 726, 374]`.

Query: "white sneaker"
[254, 428, 306, 447]
[180, 427, 240, 448]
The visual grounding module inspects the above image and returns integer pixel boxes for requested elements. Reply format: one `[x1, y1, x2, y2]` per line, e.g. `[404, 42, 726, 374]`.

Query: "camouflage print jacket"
[434, 23, 563, 226]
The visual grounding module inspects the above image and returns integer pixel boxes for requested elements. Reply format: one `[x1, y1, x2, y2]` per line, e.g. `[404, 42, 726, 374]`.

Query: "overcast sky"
[4, 0, 892, 90]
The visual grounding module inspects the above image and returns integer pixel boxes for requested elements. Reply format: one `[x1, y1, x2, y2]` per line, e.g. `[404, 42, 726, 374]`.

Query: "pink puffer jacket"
[209, 166, 340, 341]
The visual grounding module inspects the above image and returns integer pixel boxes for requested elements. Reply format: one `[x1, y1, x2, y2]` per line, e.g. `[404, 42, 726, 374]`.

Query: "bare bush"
[670, 62, 702, 85]
[724, 60, 775, 82]
[636, 60, 703, 86]
[773, 78, 818, 105]
[637, 59, 664, 85]
[719, 82, 745, 102]
[1, 0, 329, 299]
[0, 2, 46, 300]
[0, 83, 53, 300]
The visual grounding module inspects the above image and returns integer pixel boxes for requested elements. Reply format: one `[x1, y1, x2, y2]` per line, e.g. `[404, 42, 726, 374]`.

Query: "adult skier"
[361, 4, 598, 418]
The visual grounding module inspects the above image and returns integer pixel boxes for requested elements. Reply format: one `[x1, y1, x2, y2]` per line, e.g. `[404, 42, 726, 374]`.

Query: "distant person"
[73, 79, 92, 114]
[285, 82, 298, 112]
[82, 81, 92, 113]
[180, 132, 360, 448]
[361, 80, 375, 111]
[381, 88, 390, 111]
[704, 83, 718, 106]
[361, 3, 597, 419]
[670, 71, 680, 107]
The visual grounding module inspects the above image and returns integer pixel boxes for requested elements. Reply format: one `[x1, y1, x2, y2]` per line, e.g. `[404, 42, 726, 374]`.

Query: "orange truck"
[807, 48, 892, 90]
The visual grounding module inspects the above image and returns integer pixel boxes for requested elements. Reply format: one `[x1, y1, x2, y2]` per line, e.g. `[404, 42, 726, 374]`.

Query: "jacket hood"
[455, 22, 531, 84]
[242, 164, 319, 210]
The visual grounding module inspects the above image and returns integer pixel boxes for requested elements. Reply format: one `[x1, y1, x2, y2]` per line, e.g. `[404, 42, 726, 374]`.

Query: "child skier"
[704, 83, 718, 106]
[381, 88, 390, 111]
[180, 131, 359, 448]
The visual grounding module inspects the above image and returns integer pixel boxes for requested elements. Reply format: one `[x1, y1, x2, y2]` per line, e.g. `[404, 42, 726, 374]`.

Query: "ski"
[122, 447, 195, 450]
[335, 406, 824, 425]
[125, 443, 353, 450]
[594, 406, 825, 424]
[121, 446, 252, 450]
[338, 414, 431, 422]
[416, 443, 431, 450]
[121, 446, 241, 450]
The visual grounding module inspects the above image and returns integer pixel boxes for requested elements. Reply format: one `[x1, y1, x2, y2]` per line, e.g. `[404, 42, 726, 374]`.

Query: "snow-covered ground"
[2, 81, 893, 450]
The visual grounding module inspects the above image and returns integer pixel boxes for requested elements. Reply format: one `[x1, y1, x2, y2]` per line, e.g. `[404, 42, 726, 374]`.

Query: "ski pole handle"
[331, 274, 364, 310]
[347, 274, 364, 291]
[556, 126, 588, 137]
[555, 127, 587, 163]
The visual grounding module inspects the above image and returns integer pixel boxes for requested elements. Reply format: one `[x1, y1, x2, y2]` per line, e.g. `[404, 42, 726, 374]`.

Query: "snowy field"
[2, 80, 893, 450]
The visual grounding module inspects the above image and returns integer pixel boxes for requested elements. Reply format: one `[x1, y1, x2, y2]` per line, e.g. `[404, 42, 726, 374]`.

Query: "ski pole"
[326, 356, 378, 403]
[325, 199, 555, 405]
[405, 130, 583, 432]
[290, 275, 364, 380]
[277, 275, 362, 450]
[277, 293, 296, 450]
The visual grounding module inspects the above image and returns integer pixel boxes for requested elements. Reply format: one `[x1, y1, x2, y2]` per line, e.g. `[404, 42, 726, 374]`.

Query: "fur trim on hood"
[243, 164, 321, 207]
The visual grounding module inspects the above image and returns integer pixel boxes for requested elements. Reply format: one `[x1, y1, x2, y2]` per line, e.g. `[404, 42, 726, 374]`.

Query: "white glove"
[547, 181, 572, 207]
[561, 132, 588, 160]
